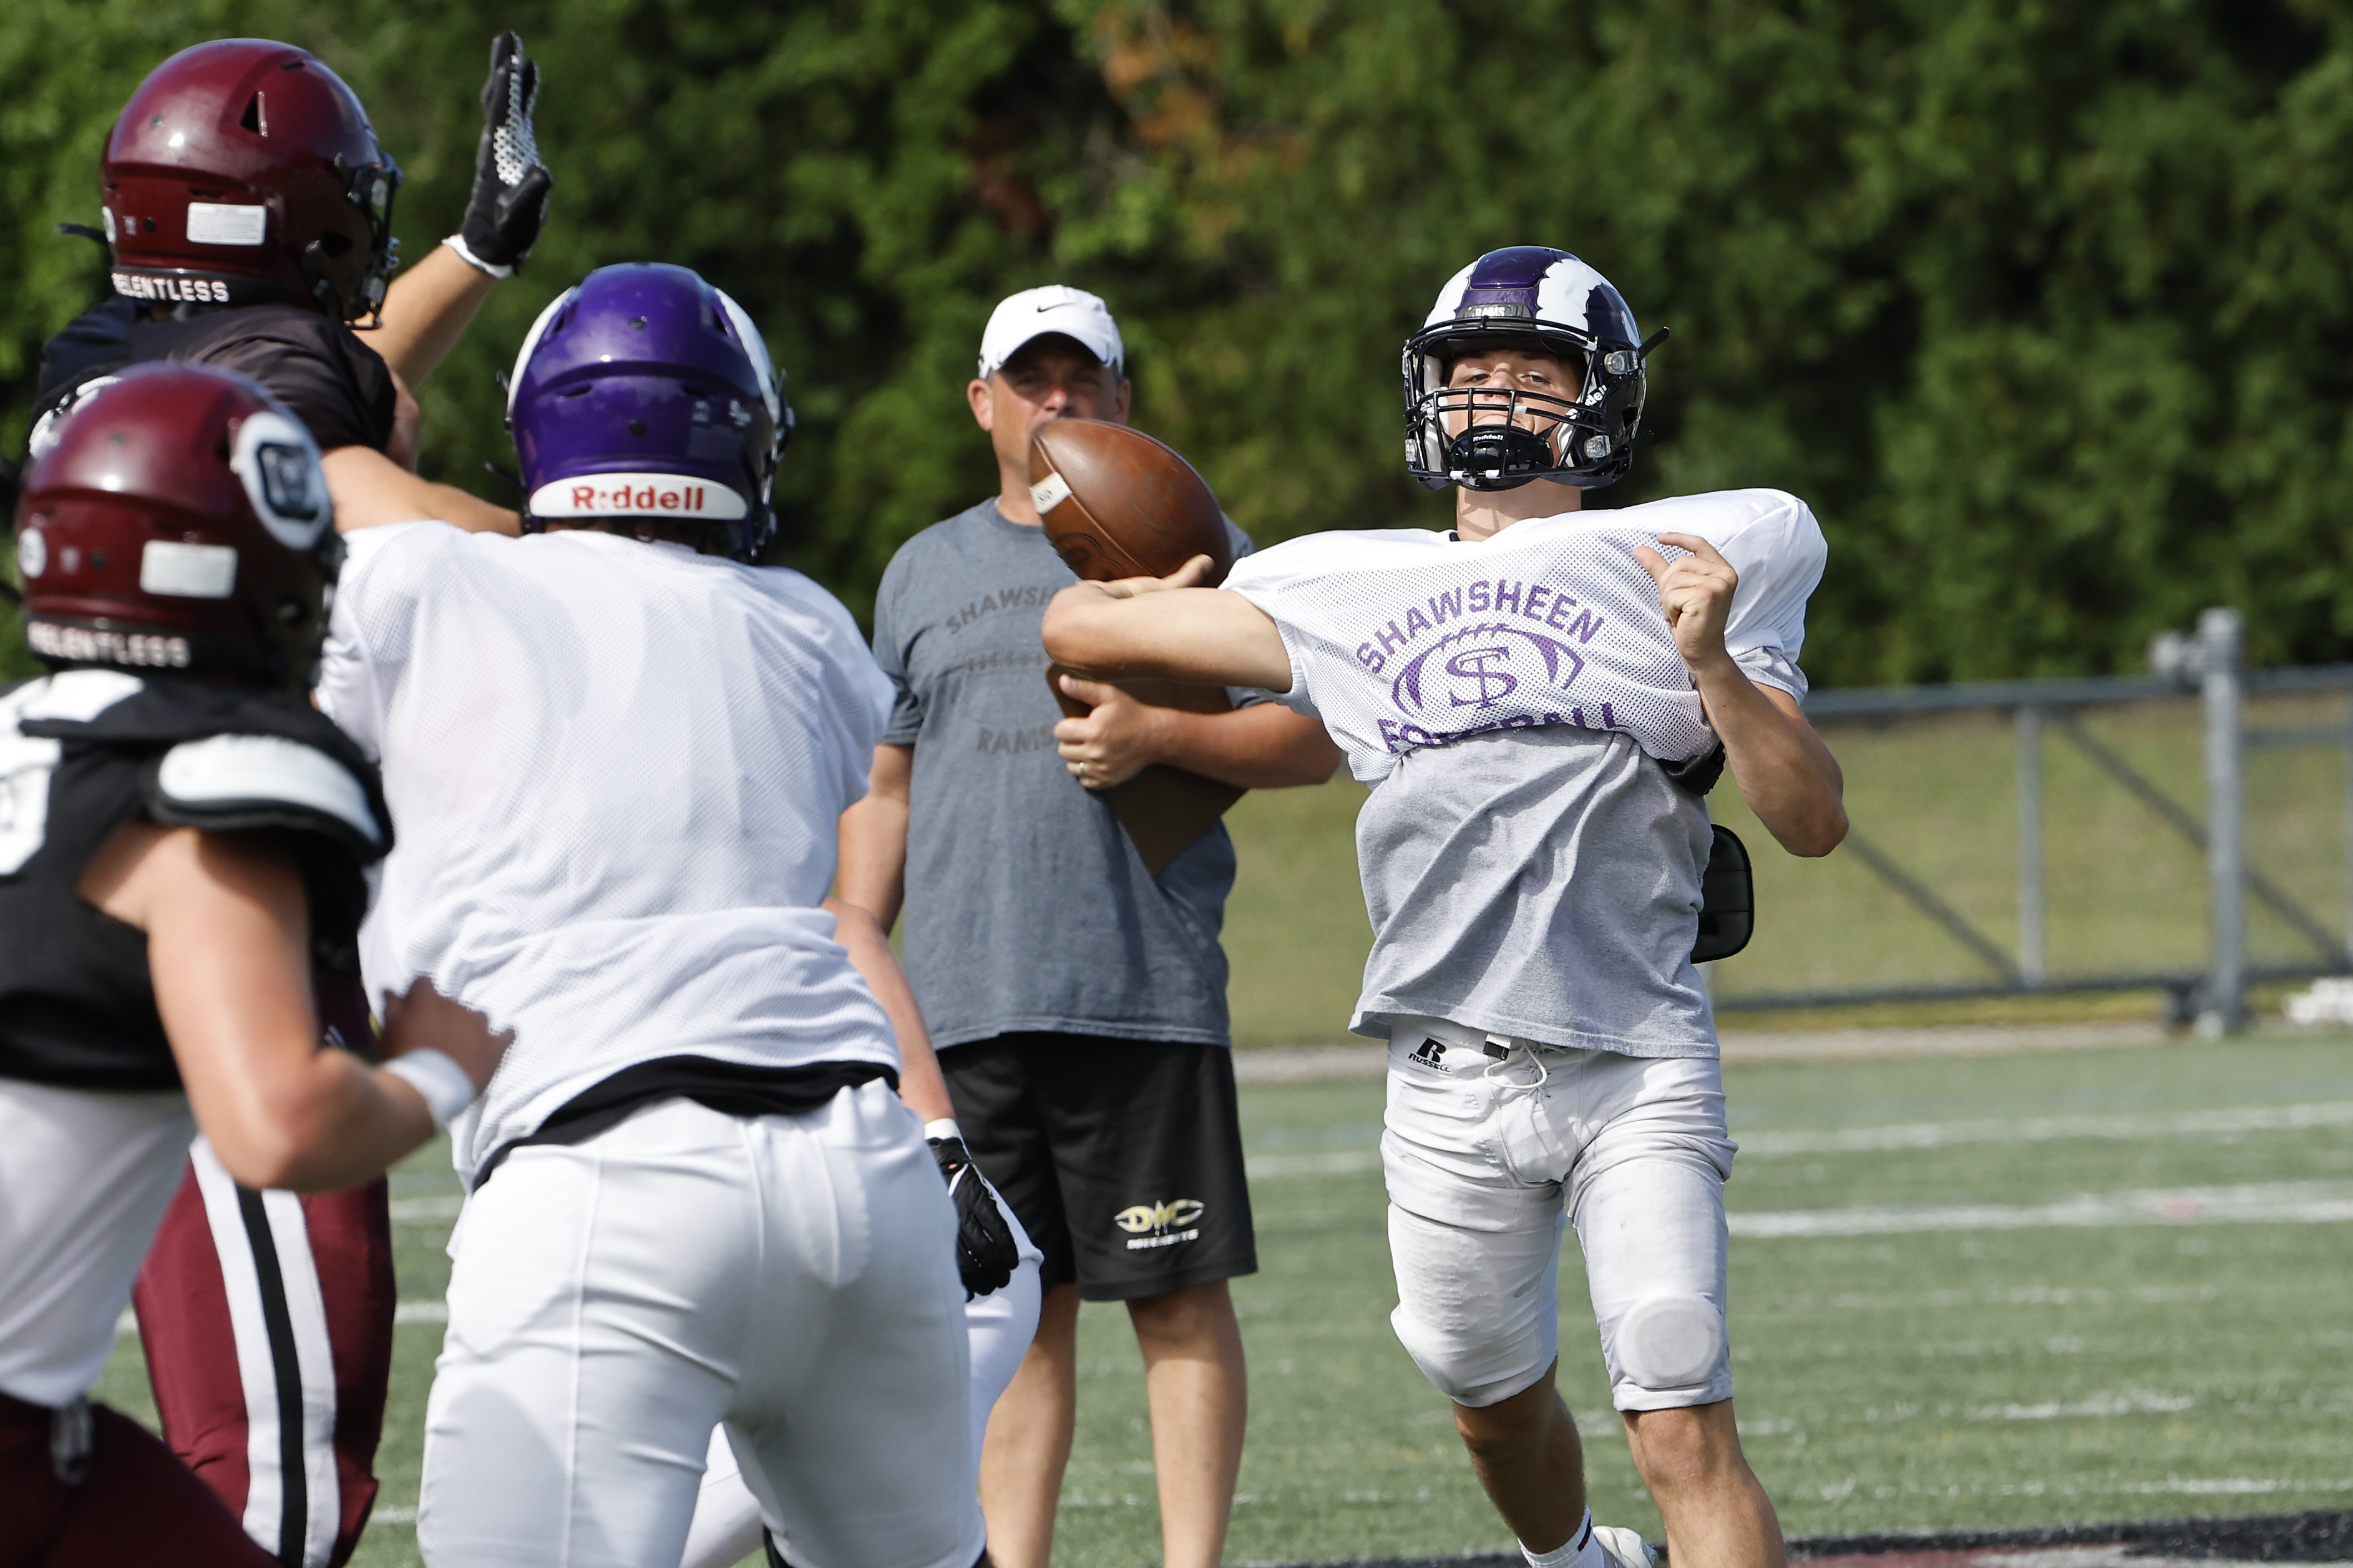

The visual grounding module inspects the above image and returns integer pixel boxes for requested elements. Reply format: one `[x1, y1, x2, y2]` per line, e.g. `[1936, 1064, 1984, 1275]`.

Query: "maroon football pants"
[131, 975, 398, 1568]
[134, 1164, 395, 1568]
[0, 1391, 275, 1568]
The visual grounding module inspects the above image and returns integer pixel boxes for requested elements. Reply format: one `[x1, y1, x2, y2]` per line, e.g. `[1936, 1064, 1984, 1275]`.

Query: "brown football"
[1028, 420, 1232, 586]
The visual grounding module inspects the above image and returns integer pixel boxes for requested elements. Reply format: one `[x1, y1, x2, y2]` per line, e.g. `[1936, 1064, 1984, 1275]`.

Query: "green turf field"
[1222, 691, 2353, 1043]
[92, 1033, 2353, 1566]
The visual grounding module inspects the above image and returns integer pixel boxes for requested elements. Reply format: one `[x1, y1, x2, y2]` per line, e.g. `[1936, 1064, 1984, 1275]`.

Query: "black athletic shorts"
[940, 1033, 1257, 1301]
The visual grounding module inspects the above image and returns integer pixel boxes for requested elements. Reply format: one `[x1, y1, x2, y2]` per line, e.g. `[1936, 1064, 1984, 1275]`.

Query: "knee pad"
[1612, 1295, 1725, 1392]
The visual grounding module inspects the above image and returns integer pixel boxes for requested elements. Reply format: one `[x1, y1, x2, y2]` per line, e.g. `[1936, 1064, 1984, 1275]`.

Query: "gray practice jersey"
[1225, 489, 1826, 1056]
[874, 499, 1263, 1050]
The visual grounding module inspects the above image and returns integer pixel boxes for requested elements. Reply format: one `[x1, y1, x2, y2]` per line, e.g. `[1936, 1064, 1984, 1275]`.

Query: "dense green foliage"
[7, 1, 2353, 684]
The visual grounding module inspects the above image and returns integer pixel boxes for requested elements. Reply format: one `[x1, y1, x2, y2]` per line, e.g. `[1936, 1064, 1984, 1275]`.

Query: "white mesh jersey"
[317, 524, 898, 1184]
[1222, 489, 1824, 783]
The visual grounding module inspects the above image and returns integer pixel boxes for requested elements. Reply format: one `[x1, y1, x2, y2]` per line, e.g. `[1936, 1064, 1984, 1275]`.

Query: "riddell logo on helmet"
[529, 474, 748, 522]
[112, 272, 232, 305]
[573, 482, 708, 514]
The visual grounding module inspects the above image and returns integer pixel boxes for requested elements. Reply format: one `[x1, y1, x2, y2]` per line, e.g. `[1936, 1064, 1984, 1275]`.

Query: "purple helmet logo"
[507, 263, 793, 560]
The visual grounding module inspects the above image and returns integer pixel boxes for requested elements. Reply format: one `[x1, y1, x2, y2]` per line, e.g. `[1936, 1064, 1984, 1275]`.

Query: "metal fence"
[1721, 608, 2353, 1032]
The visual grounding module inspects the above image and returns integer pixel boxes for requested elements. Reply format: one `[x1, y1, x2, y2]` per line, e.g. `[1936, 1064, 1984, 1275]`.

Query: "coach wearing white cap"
[838, 287, 1340, 1568]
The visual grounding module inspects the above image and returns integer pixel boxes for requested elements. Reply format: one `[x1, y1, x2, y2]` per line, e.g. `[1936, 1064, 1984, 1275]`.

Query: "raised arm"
[369, 243, 499, 389]
[1635, 532, 1847, 857]
[1040, 556, 1293, 691]
[368, 32, 553, 387]
[81, 823, 510, 1191]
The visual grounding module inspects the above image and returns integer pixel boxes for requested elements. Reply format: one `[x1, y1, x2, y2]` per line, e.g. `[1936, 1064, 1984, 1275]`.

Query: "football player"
[317, 263, 994, 1568]
[478, 263, 1039, 1568]
[1040, 248, 1847, 1568]
[31, 33, 548, 534]
[0, 364, 508, 1566]
[19, 36, 555, 1566]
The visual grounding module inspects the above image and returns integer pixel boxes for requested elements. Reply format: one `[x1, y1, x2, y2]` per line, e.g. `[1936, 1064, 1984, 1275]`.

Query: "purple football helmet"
[1403, 246, 1663, 492]
[507, 263, 792, 560]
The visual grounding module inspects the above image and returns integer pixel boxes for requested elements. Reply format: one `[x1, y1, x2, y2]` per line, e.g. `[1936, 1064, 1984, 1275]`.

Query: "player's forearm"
[324, 446, 520, 535]
[1042, 584, 1292, 690]
[371, 243, 499, 387]
[837, 764, 912, 930]
[1695, 659, 1847, 857]
[426, 483, 523, 535]
[218, 1056, 441, 1192]
[1154, 704, 1342, 789]
[822, 897, 945, 1110]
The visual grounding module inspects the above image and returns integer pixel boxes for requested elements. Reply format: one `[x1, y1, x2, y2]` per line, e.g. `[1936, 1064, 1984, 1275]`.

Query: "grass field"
[1222, 691, 2353, 1044]
[92, 1032, 2353, 1566]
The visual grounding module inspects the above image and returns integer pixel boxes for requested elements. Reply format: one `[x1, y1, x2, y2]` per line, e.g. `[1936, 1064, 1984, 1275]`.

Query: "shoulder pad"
[147, 734, 386, 862]
[22, 677, 392, 866]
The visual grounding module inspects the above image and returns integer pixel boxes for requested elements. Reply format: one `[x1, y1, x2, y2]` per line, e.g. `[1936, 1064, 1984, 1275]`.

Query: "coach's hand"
[1055, 675, 1174, 789]
[930, 1131, 1020, 1298]
[1633, 532, 1738, 678]
[459, 32, 553, 276]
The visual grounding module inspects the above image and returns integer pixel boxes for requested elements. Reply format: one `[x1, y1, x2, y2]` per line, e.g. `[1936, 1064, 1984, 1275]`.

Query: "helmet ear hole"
[240, 94, 264, 134]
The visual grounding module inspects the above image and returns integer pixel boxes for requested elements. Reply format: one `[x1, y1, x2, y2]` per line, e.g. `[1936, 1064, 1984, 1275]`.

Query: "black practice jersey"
[0, 670, 391, 1091]
[32, 297, 397, 454]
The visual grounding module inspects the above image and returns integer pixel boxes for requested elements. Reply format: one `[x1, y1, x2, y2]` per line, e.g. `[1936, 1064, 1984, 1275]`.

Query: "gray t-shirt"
[873, 499, 1260, 1049]
[1355, 726, 1717, 1056]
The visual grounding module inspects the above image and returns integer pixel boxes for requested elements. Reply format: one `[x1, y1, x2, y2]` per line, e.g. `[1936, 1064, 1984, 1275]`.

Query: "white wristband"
[384, 1049, 479, 1129]
[441, 234, 514, 280]
[923, 1118, 962, 1143]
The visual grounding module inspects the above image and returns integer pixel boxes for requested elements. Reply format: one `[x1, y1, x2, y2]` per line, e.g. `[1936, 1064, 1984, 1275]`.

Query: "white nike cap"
[978, 285, 1125, 379]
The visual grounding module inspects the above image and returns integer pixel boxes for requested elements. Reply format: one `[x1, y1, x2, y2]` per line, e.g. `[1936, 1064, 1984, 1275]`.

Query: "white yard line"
[1239, 1100, 2353, 1180]
[1739, 1099, 2353, 1156]
[1731, 1180, 2353, 1239]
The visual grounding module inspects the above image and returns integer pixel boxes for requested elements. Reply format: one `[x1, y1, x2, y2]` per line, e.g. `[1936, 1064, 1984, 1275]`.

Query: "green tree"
[7, 1, 2353, 686]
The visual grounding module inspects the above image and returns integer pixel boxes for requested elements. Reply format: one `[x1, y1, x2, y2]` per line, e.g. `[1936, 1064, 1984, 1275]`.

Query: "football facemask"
[1403, 247, 1664, 492]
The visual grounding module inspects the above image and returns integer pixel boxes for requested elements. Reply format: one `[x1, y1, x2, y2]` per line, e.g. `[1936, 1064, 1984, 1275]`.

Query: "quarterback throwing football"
[1043, 247, 1846, 1568]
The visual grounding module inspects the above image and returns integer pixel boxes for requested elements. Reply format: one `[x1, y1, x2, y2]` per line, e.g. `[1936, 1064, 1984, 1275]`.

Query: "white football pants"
[680, 1212, 1044, 1568]
[1381, 1020, 1737, 1412]
[417, 1084, 985, 1568]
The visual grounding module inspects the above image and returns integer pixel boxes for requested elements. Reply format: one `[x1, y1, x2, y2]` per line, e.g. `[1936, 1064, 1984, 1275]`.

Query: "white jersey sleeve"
[1222, 489, 1825, 783]
[1622, 489, 1824, 701]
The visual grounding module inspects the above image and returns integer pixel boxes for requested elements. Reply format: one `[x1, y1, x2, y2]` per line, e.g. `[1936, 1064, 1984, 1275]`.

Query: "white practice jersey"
[1222, 488, 1823, 782]
[318, 525, 898, 1184]
[1223, 489, 1826, 1054]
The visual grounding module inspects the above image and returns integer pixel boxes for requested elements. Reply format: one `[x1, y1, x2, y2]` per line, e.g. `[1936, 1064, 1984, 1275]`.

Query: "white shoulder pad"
[154, 735, 385, 850]
[18, 670, 145, 723]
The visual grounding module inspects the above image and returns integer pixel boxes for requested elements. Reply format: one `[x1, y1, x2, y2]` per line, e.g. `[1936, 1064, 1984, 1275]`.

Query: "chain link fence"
[1708, 610, 2353, 1032]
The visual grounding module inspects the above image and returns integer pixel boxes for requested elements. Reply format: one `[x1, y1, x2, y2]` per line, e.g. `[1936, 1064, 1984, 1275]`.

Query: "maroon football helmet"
[14, 364, 341, 690]
[102, 39, 402, 323]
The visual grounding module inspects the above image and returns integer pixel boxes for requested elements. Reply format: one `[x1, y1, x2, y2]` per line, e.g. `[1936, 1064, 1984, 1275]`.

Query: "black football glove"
[929, 1134, 1020, 1299]
[458, 32, 552, 275]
